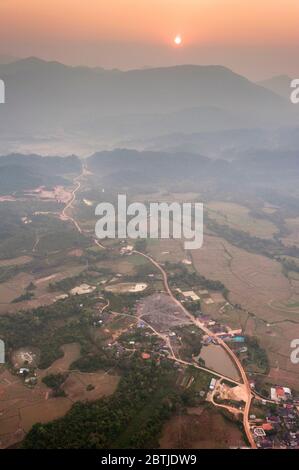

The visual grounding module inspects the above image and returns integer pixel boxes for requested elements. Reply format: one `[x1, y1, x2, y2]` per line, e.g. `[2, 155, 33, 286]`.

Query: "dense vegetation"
[279, 257, 299, 275]
[166, 262, 227, 292]
[0, 297, 97, 369]
[174, 326, 203, 361]
[12, 291, 34, 303]
[241, 336, 269, 375]
[71, 352, 117, 372]
[0, 154, 81, 195]
[23, 359, 183, 449]
[0, 202, 88, 260]
[42, 373, 68, 397]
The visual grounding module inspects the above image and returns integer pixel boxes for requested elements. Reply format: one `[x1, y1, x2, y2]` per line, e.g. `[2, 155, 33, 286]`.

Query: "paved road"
[133, 249, 257, 449]
[61, 171, 256, 448]
[61, 170, 83, 233]
[62, 168, 107, 253]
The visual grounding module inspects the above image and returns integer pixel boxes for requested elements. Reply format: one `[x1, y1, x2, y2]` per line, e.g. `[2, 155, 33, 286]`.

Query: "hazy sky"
[1, 0, 299, 79]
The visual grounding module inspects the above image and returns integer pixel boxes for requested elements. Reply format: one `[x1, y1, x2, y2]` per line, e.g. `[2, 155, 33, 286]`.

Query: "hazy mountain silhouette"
[87, 148, 299, 196]
[258, 75, 293, 100]
[0, 58, 297, 154]
[0, 153, 80, 194]
[122, 127, 299, 159]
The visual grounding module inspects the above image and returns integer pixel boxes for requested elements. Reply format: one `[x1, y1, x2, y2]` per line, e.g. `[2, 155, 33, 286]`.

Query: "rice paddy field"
[207, 201, 278, 239]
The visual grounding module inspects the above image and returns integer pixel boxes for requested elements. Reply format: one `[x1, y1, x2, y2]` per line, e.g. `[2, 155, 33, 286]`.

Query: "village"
[2, 241, 299, 449]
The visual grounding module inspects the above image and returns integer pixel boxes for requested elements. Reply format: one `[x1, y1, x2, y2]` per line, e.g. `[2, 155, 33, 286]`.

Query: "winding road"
[60, 168, 256, 448]
[133, 249, 257, 448]
[60, 170, 83, 233]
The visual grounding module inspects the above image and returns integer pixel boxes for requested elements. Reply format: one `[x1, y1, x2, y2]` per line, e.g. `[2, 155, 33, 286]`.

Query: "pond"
[199, 344, 240, 381]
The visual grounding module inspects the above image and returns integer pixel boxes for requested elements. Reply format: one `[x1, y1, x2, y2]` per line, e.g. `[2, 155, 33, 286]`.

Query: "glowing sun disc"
[174, 35, 182, 45]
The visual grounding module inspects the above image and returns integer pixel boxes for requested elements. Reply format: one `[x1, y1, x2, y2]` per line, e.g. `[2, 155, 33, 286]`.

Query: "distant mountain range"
[121, 127, 299, 159]
[0, 58, 297, 154]
[258, 75, 293, 100]
[0, 148, 298, 204]
[0, 153, 80, 194]
[87, 148, 299, 198]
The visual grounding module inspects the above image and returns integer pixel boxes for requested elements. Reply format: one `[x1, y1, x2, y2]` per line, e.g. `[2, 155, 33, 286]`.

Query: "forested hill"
[0, 154, 81, 194]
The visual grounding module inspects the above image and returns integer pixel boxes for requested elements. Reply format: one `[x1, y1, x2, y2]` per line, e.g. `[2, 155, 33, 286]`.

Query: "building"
[182, 291, 200, 301]
[262, 423, 274, 432]
[271, 386, 292, 402]
[209, 378, 217, 390]
[141, 352, 151, 360]
[254, 427, 266, 438]
[228, 336, 245, 343]
[120, 245, 134, 255]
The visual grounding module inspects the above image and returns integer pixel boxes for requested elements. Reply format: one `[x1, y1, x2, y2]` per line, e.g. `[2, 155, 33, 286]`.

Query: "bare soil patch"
[62, 371, 119, 401]
[191, 234, 299, 388]
[0, 342, 119, 448]
[0, 256, 32, 267]
[138, 293, 191, 334]
[160, 406, 245, 449]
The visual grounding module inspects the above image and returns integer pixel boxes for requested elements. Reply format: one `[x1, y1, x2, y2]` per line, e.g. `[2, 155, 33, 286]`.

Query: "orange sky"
[1, 0, 298, 78]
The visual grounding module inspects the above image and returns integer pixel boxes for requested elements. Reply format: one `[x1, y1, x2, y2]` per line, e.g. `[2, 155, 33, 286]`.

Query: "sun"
[174, 35, 182, 46]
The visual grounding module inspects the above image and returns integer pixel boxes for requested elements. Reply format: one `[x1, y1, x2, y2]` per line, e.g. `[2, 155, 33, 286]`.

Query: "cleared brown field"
[0, 272, 34, 308]
[62, 371, 119, 401]
[0, 343, 119, 448]
[38, 343, 81, 378]
[96, 253, 149, 276]
[11, 347, 40, 369]
[0, 264, 85, 315]
[147, 238, 186, 264]
[191, 234, 299, 389]
[20, 398, 72, 433]
[0, 256, 33, 267]
[160, 406, 245, 449]
[20, 372, 119, 433]
[208, 201, 278, 239]
[191, 234, 293, 323]
[0, 368, 49, 448]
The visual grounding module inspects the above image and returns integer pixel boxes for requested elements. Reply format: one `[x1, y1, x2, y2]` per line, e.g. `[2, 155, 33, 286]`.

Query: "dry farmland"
[0, 263, 85, 315]
[160, 405, 245, 449]
[191, 234, 299, 388]
[0, 343, 119, 448]
[191, 234, 293, 323]
[147, 238, 186, 264]
[207, 201, 278, 239]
